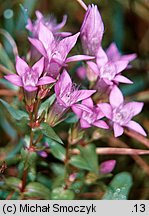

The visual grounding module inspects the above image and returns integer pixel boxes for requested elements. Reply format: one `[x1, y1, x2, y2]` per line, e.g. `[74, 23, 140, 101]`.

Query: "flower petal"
[87, 61, 99, 75]
[109, 86, 124, 108]
[93, 120, 109, 129]
[54, 70, 72, 96]
[4, 74, 22, 87]
[123, 102, 144, 117]
[113, 122, 124, 137]
[16, 56, 30, 76]
[114, 75, 133, 84]
[38, 22, 54, 50]
[56, 32, 80, 60]
[35, 10, 43, 19]
[32, 57, 45, 77]
[97, 103, 112, 119]
[106, 42, 120, 61]
[26, 18, 33, 32]
[54, 15, 67, 31]
[28, 37, 47, 58]
[126, 120, 147, 136]
[80, 119, 91, 128]
[121, 54, 137, 62]
[38, 76, 55, 85]
[96, 47, 108, 68]
[66, 55, 94, 63]
[114, 60, 128, 73]
[82, 97, 94, 108]
[76, 90, 96, 103]
[71, 104, 83, 118]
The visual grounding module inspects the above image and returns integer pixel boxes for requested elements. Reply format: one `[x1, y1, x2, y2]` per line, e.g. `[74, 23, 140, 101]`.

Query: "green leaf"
[24, 182, 51, 199]
[0, 99, 28, 121]
[28, 166, 36, 182]
[5, 177, 22, 192]
[46, 139, 66, 161]
[37, 174, 52, 189]
[50, 163, 65, 176]
[51, 187, 75, 200]
[38, 94, 55, 116]
[0, 43, 14, 71]
[40, 122, 63, 144]
[102, 172, 133, 200]
[70, 144, 98, 174]
[16, 0, 38, 30]
[65, 112, 78, 123]
[20, 4, 29, 25]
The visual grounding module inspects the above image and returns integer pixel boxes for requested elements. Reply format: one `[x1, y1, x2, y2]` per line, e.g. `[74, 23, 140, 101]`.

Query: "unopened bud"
[99, 160, 116, 174]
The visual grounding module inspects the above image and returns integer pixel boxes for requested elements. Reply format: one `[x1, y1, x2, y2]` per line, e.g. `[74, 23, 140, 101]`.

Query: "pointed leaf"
[40, 122, 63, 144]
[70, 144, 98, 174]
[5, 177, 22, 192]
[46, 139, 66, 161]
[38, 94, 55, 116]
[51, 187, 75, 200]
[24, 182, 50, 199]
[0, 99, 28, 121]
[102, 172, 133, 200]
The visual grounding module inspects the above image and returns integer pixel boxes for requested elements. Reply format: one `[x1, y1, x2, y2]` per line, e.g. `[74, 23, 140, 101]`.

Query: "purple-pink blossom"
[72, 97, 109, 129]
[98, 86, 147, 137]
[100, 160, 116, 174]
[80, 4, 104, 56]
[4, 56, 55, 92]
[106, 42, 137, 63]
[88, 47, 132, 86]
[26, 10, 71, 37]
[54, 70, 96, 108]
[29, 23, 94, 78]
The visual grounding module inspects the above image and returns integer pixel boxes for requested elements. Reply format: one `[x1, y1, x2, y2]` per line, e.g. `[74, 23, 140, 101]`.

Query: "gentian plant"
[0, 0, 149, 200]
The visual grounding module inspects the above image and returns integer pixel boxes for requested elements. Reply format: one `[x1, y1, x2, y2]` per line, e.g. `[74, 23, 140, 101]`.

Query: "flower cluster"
[4, 4, 146, 137]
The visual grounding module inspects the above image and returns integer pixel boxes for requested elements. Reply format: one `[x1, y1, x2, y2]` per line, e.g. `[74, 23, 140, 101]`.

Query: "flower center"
[59, 83, 80, 106]
[22, 69, 39, 87]
[113, 106, 132, 125]
[82, 111, 96, 124]
[100, 63, 116, 80]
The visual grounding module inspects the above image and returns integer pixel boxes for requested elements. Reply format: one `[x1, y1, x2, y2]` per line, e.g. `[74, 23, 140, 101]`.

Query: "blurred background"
[0, 0, 149, 199]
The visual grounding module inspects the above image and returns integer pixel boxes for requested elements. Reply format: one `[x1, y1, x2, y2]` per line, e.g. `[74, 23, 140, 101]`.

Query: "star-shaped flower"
[54, 70, 96, 108]
[26, 10, 71, 37]
[72, 97, 109, 129]
[98, 86, 146, 137]
[4, 56, 55, 92]
[29, 23, 94, 78]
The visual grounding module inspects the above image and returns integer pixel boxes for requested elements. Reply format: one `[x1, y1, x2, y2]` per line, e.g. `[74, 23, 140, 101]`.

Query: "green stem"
[64, 140, 71, 189]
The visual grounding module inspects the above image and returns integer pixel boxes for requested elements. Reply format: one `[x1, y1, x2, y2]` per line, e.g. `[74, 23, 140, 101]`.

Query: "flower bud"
[99, 160, 116, 174]
[80, 4, 104, 56]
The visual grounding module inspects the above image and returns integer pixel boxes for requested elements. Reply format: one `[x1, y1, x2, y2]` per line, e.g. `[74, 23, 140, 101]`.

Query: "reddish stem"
[124, 128, 149, 149]
[75, 0, 87, 11]
[72, 147, 149, 155]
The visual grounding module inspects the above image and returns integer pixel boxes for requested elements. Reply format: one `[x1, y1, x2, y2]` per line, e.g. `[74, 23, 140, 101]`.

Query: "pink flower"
[48, 70, 96, 126]
[29, 23, 93, 78]
[26, 10, 71, 37]
[4, 56, 55, 92]
[88, 47, 133, 86]
[100, 160, 116, 174]
[72, 97, 109, 129]
[80, 4, 104, 56]
[106, 42, 137, 63]
[98, 86, 147, 137]
[76, 66, 86, 80]
[55, 70, 96, 108]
